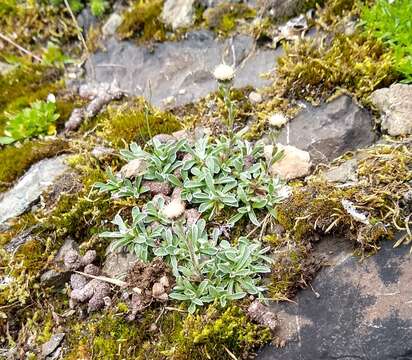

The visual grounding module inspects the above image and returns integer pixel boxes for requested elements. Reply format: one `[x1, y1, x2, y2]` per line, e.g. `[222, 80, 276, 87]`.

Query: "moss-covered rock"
[117, 0, 166, 41]
[97, 98, 182, 148]
[0, 138, 69, 192]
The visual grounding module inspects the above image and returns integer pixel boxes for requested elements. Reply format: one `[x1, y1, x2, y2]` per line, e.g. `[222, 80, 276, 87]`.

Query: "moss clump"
[274, 33, 397, 103]
[203, 3, 256, 35]
[0, 138, 69, 192]
[0, 2, 78, 59]
[117, 0, 166, 41]
[275, 142, 411, 252]
[163, 305, 271, 360]
[98, 98, 181, 148]
[269, 241, 319, 300]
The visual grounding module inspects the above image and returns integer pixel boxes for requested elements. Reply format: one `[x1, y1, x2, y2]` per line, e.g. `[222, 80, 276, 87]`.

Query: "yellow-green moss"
[273, 33, 397, 104]
[162, 305, 271, 360]
[275, 142, 411, 249]
[64, 305, 270, 360]
[203, 3, 256, 35]
[0, 2, 78, 59]
[0, 138, 69, 192]
[117, 0, 166, 41]
[97, 98, 182, 148]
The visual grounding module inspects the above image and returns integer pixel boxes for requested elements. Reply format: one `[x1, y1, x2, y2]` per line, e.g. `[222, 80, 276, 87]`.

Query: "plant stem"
[0, 33, 42, 62]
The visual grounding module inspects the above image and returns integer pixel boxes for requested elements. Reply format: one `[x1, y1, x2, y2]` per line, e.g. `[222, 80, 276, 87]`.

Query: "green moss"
[274, 142, 411, 251]
[117, 0, 166, 42]
[203, 3, 256, 35]
[273, 33, 397, 103]
[0, 138, 69, 192]
[98, 98, 181, 148]
[269, 241, 318, 300]
[164, 305, 271, 360]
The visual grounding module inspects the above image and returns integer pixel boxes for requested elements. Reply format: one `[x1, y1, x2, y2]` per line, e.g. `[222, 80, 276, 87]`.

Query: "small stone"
[119, 158, 148, 178]
[152, 282, 165, 298]
[0, 156, 69, 225]
[41, 333, 65, 358]
[102, 13, 123, 37]
[84, 264, 100, 276]
[142, 180, 172, 196]
[40, 239, 79, 287]
[370, 83, 412, 136]
[152, 134, 176, 144]
[103, 252, 138, 280]
[80, 250, 97, 266]
[268, 113, 288, 127]
[159, 275, 170, 288]
[91, 146, 114, 160]
[324, 159, 358, 183]
[161, 0, 195, 30]
[265, 144, 311, 180]
[248, 300, 278, 331]
[275, 95, 375, 164]
[70, 273, 88, 290]
[64, 250, 82, 271]
[249, 91, 263, 104]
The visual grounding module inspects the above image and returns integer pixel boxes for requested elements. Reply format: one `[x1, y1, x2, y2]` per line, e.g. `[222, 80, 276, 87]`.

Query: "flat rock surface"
[257, 238, 412, 360]
[0, 156, 68, 225]
[277, 95, 375, 164]
[85, 31, 282, 108]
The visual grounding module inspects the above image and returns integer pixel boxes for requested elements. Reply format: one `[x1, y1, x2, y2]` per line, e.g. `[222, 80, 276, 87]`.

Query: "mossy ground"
[1, 0, 411, 358]
[96, 97, 182, 149]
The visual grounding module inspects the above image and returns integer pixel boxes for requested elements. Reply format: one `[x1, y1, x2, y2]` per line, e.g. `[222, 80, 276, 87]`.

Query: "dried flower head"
[213, 64, 235, 81]
[268, 113, 288, 128]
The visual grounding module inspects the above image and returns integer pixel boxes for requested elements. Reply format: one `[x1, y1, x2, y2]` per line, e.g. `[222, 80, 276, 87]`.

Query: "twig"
[63, 0, 95, 80]
[0, 33, 42, 62]
[74, 270, 127, 287]
[224, 346, 238, 360]
[164, 306, 187, 313]
[63, 0, 89, 54]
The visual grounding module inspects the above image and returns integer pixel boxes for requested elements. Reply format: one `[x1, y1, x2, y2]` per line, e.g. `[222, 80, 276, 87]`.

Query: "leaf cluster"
[96, 134, 289, 312]
[0, 99, 60, 144]
[361, 0, 412, 82]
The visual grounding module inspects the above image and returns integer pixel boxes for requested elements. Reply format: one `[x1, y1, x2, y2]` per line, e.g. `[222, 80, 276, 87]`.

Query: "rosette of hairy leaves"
[94, 168, 148, 199]
[120, 138, 185, 183]
[101, 207, 164, 262]
[170, 231, 272, 313]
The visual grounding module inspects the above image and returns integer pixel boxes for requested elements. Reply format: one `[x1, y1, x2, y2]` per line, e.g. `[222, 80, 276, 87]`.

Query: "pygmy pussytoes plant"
[96, 133, 289, 313]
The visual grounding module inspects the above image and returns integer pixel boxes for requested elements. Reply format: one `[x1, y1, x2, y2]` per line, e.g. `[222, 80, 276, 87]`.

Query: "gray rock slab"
[277, 95, 376, 164]
[257, 238, 412, 360]
[0, 156, 68, 225]
[103, 251, 138, 280]
[85, 31, 282, 108]
[41, 333, 65, 358]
